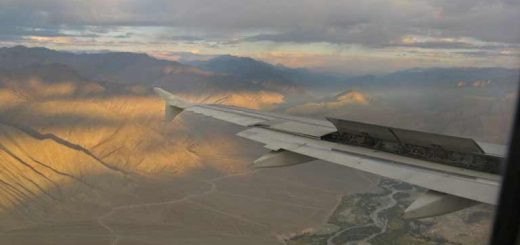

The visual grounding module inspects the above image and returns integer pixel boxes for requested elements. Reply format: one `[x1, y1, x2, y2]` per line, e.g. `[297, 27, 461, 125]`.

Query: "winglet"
[153, 87, 192, 121]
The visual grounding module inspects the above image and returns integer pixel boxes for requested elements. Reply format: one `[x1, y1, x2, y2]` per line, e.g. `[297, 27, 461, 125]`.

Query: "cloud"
[0, 0, 518, 45]
[244, 26, 404, 48]
[23, 35, 74, 44]
[0, 26, 62, 38]
[391, 35, 520, 50]
[168, 35, 204, 42]
[0, 0, 518, 72]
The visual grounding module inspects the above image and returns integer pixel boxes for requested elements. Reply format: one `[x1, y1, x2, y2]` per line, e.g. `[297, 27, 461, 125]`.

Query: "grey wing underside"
[154, 87, 503, 219]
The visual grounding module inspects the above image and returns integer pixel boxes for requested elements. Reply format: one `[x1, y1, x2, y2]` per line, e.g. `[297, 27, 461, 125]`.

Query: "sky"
[0, 0, 519, 74]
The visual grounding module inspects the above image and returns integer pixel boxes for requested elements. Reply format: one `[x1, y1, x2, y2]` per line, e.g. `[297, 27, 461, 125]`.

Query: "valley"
[0, 46, 517, 244]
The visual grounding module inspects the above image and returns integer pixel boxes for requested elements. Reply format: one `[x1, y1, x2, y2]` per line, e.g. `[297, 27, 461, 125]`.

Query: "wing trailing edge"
[154, 87, 503, 219]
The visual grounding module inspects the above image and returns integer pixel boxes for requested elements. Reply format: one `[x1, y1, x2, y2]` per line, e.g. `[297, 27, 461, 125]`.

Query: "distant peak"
[210, 54, 257, 62]
[5, 45, 49, 51]
[335, 90, 371, 104]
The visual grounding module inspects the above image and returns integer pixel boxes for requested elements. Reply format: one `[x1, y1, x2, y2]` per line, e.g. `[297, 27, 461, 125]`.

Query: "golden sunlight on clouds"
[251, 46, 519, 74]
[10, 31, 518, 75]
[24, 36, 76, 45]
[400, 35, 418, 45]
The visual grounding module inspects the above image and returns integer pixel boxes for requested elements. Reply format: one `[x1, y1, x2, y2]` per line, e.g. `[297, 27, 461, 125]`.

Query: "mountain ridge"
[1, 46, 517, 95]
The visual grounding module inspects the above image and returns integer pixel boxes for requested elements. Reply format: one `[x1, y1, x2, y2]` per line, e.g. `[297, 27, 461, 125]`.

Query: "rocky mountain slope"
[0, 46, 516, 244]
[0, 65, 376, 245]
[0, 46, 307, 101]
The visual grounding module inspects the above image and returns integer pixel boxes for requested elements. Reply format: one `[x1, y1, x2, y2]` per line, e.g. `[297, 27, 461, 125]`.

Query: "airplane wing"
[154, 87, 504, 219]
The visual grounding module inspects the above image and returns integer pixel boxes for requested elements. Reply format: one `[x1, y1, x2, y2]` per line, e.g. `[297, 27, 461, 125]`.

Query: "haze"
[0, 0, 519, 244]
[0, 0, 519, 74]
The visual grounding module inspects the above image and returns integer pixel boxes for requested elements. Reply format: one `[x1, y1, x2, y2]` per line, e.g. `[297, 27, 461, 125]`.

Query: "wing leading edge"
[154, 87, 504, 219]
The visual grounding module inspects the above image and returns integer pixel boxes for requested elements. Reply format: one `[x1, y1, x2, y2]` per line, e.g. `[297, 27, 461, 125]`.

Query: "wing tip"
[153, 87, 192, 109]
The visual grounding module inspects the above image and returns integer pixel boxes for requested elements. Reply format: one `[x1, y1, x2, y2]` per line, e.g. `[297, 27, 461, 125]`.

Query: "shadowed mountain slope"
[0, 46, 307, 101]
[0, 66, 377, 245]
[0, 46, 516, 244]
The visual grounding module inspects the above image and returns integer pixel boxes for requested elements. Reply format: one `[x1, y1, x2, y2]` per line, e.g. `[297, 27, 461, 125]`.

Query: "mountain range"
[0, 45, 517, 244]
[2, 46, 517, 96]
[0, 46, 305, 98]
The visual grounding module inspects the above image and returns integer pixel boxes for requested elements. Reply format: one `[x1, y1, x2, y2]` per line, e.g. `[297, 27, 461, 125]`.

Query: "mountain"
[0, 67, 377, 244]
[0, 46, 305, 102]
[0, 73, 491, 244]
[190, 55, 519, 98]
[3, 46, 515, 99]
[0, 45, 511, 244]
[287, 85, 516, 144]
[190, 55, 290, 81]
[0, 46, 182, 84]
[343, 67, 519, 92]
[287, 90, 372, 115]
[188, 55, 350, 94]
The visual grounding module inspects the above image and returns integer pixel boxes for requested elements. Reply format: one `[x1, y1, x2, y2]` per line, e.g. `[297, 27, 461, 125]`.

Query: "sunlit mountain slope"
[0, 65, 373, 245]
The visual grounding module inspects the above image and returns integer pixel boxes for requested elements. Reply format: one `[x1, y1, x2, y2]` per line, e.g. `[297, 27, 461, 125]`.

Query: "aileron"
[154, 87, 505, 218]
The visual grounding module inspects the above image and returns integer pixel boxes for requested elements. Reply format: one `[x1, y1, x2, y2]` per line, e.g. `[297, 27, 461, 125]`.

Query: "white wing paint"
[154, 87, 504, 219]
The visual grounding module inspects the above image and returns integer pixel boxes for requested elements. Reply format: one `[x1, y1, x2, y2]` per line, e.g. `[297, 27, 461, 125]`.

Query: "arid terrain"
[0, 46, 517, 244]
[0, 75, 380, 244]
